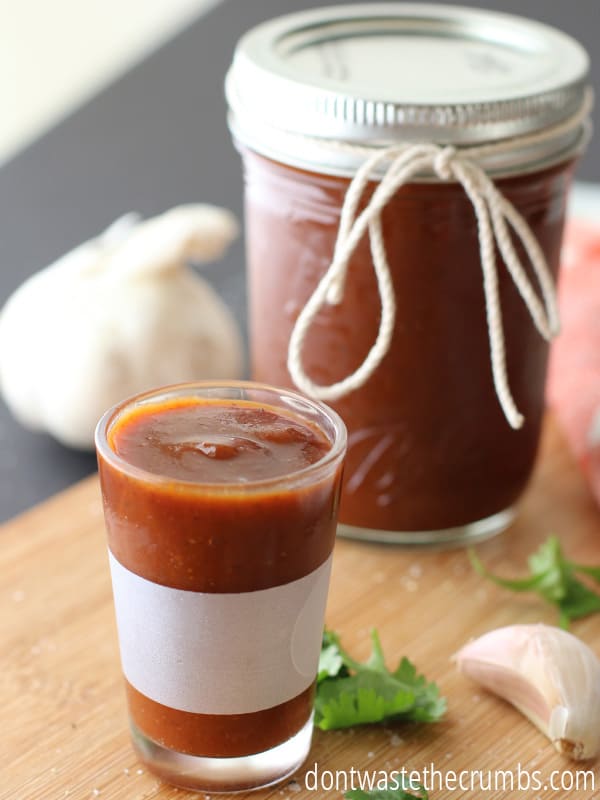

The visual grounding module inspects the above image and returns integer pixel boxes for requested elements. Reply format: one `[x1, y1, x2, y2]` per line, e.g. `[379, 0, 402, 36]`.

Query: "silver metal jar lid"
[226, 3, 591, 177]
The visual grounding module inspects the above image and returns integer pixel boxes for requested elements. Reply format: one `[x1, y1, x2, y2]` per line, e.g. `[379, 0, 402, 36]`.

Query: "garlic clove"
[455, 624, 600, 760]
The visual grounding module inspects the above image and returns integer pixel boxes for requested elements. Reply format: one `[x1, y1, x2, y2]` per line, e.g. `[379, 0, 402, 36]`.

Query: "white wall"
[0, 0, 220, 164]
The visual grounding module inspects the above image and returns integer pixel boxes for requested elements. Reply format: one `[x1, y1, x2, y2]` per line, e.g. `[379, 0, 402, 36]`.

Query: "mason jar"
[226, 4, 591, 544]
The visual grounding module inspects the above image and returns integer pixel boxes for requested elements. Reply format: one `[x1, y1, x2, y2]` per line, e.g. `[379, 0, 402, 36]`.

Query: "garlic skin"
[0, 205, 244, 450]
[455, 624, 600, 760]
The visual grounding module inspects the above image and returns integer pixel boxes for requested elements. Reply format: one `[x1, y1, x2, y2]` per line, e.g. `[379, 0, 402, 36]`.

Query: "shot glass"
[95, 381, 346, 792]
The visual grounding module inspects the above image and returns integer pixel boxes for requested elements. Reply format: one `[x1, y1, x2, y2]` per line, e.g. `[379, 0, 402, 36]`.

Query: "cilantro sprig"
[469, 535, 600, 629]
[315, 629, 446, 730]
[346, 778, 428, 800]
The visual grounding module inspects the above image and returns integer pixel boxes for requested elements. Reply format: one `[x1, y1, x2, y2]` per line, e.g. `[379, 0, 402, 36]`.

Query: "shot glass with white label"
[95, 381, 346, 793]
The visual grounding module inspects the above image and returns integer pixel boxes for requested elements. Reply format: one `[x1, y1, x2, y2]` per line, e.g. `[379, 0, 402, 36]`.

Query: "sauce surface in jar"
[97, 387, 345, 778]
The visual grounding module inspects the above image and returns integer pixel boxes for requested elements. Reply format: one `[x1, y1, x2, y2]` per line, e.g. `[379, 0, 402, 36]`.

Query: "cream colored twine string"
[287, 88, 594, 429]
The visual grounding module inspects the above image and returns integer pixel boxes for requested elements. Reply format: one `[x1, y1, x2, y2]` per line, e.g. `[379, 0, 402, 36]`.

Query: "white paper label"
[108, 551, 332, 715]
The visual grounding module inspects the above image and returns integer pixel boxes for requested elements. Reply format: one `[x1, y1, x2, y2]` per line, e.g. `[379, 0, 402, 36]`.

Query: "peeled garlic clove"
[455, 624, 600, 760]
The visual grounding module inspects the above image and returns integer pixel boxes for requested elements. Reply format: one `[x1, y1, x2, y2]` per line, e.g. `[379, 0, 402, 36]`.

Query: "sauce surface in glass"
[109, 399, 330, 483]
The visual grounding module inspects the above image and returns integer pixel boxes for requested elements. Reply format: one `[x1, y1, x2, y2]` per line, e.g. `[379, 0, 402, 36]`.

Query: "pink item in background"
[548, 218, 600, 507]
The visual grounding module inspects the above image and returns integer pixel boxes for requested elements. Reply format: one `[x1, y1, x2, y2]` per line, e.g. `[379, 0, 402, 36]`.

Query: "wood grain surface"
[2, 417, 600, 800]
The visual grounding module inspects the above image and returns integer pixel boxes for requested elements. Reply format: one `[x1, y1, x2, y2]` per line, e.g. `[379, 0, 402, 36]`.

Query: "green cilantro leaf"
[318, 630, 348, 683]
[469, 535, 600, 629]
[345, 776, 428, 799]
[574, 564, 600, 583]
[315, 629, 446, 730]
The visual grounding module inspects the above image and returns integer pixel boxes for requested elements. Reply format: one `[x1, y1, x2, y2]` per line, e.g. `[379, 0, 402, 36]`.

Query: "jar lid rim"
[226, 2, 590, 166]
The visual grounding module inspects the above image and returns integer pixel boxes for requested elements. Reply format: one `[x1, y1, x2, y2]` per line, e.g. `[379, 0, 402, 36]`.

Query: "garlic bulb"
[0, 205, 244, 450]
[455, 624, 600, 760]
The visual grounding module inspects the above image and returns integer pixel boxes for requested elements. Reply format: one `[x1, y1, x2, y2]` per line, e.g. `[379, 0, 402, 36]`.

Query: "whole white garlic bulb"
[456, 624, 600, 760]
[0, 205, 244, 450]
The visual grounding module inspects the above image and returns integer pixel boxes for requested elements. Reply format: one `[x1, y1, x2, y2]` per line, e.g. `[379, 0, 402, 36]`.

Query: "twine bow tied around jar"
[288, 89, 594, 430]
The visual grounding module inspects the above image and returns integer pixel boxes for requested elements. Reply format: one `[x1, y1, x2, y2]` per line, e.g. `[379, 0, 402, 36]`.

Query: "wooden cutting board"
[2, 417, 600, 800]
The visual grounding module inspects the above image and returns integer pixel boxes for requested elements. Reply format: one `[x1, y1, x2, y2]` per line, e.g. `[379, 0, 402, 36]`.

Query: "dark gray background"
[0, 0, 598, 522]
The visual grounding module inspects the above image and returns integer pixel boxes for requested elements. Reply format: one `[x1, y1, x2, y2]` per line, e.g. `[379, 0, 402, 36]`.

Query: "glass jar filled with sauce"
[226, 4, 591, 544]
[96, 381, 346, 792]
